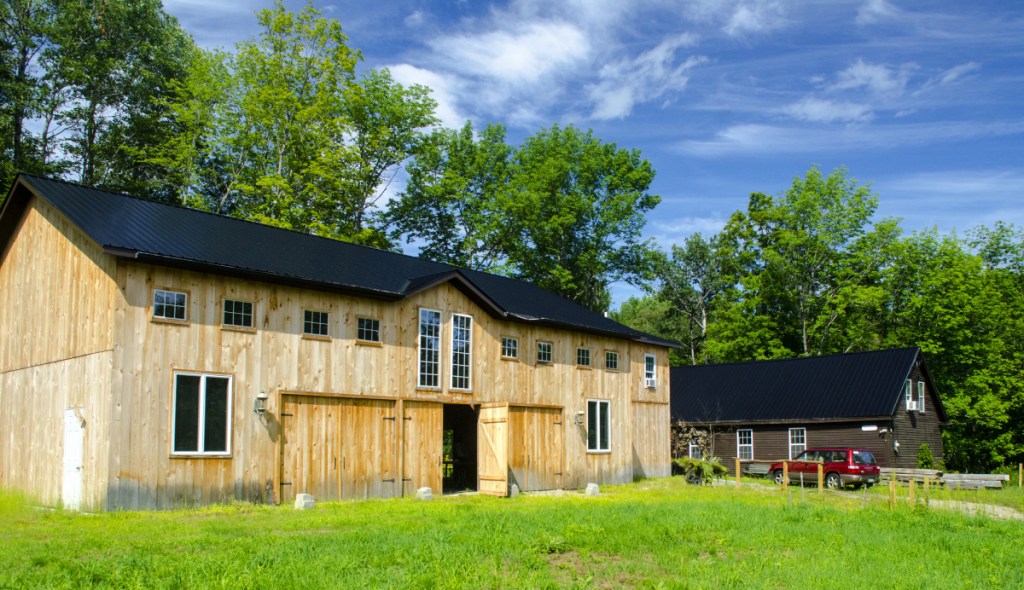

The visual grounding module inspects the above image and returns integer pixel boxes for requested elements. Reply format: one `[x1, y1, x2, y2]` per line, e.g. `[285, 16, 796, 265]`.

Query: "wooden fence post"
[908, 480, 916, 506]
[924, 476, 930, 506]
[782, 461, 789, 491]
[817, 463, 823, 494]
[888, 479, 896, 510]
[735, 458, 741, 488]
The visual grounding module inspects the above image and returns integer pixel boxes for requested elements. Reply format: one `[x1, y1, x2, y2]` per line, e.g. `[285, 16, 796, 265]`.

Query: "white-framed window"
[644, 354, 657, 387]
[172, 372, 231, 456]
[605, 351, 619, 371]
[418, 309, 442, 388]
[356, 317, 380, 343]
[501, 336, 518, 359]
[689, 441, 702, 460]
[303, 310, 329, 337]
[905, 379, 915, 411]
[789, 427, 806, 460]
[917, 381, 926, 413]
[576, 348, 591, 367]
[222, 299, 254, 329]
[737, 429, 753, 460]
[153, 289, 188, 321]
[451, 314, 472, 390]
[537, 341, 553, 364]
[587, 399, 611, 452]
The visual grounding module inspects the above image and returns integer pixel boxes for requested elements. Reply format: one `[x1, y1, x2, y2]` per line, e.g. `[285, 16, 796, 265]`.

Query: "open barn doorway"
[442, 404, 478, 493]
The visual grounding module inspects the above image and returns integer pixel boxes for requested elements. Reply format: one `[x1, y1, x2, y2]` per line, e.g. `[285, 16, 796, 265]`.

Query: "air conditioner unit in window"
[645, 378, 656, 388]
[907, 401, 918, 412]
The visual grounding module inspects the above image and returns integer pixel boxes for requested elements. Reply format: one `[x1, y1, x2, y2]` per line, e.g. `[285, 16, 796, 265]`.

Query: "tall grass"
[1, 478, 1021, 589]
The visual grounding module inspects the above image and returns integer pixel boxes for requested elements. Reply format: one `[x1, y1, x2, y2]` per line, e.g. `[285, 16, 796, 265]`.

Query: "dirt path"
[928, 500, 1023, 520]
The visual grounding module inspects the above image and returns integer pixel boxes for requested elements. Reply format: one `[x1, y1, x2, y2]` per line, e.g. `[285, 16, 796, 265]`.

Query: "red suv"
[769, 448, 880, 489]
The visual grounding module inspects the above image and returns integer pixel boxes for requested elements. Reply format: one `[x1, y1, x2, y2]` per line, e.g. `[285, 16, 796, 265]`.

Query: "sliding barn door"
[401, 401, 443, 496]
[508, 406, 564, 492]
[477, 404, 509, 496]
[279, 395, 343, 504]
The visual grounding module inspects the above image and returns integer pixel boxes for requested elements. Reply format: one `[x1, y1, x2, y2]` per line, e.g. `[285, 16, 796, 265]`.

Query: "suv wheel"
[825, 472, 843, 490]
[772, 469, 785, 485]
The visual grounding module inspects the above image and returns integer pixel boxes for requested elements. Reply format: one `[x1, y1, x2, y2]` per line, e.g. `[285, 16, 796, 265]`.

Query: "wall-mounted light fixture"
[573, 410, 585, 426]
[253, 390, 269, 416]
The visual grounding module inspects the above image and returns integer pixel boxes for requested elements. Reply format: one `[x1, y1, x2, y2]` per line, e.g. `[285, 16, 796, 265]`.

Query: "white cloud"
[936, 62, 981, 86]
[429, 22, 589, 85]
[723, 1, 788, 37]
[830, 59, 915, 97]
[387, 64, 467, 129]
[782, 97, 874, 123]
[674, 120, 1024, 157]
[404, 10, 426, 28]
[587, 35, 705, 120]
[855, 0, 901, 25]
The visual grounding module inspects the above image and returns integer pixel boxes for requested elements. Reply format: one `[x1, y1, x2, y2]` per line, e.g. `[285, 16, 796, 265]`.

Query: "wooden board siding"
[508, 406, 564, 491]
[631, 401, 671, 479]
[0, 351, 113, 509]
[98, 260, 669, 508]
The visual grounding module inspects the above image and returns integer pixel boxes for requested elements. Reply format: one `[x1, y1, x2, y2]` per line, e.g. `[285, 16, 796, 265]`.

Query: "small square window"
[576, 348, 591, 367]
[537, 341, 553, 364]
[357, 317, 380, 343]
[153, 289, 187, 321]
[605, 351, 619, 371]
[223, 299, 253, 329]
[501, 336, 519, 359]
[303, 310, 329, 337]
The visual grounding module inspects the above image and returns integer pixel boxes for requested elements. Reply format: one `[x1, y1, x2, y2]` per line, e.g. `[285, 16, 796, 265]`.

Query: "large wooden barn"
[671, 348, 947, 471]
[0, 175, 674, 511]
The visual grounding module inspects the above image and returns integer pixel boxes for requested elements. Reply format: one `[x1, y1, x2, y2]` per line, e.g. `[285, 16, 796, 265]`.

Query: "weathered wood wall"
[0, 196, 117, 509]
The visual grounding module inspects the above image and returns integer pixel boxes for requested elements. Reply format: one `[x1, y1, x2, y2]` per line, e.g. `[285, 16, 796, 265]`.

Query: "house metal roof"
[670, 347, 948, 423]
[3, 174, 675, 347]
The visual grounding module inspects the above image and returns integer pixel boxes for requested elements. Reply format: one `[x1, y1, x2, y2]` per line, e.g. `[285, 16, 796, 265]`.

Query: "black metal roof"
[3, 174, 675, 347]
[671, 347, 948, 423]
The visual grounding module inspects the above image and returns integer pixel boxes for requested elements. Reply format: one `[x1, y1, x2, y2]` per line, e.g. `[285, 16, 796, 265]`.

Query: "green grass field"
[1, 478, 1021, 589]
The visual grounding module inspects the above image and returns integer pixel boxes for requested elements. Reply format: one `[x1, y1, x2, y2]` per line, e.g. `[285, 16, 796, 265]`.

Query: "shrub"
[672, 456, 727, 485]
[917, 443, 940, 470]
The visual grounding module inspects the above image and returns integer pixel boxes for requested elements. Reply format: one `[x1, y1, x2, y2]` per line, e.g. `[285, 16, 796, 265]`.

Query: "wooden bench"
[941, 474, 1010, 490]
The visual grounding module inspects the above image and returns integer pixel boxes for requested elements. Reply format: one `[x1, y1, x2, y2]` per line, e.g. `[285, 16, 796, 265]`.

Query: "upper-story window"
[537, 341, 553, 364]
[576, 348, 591, 368]
[418, 309, 441, 388]
[153, 289, 187, 322]
[644, 354, 657, 387]
[917, 381, 926, 413]
[451, 314, 473, 390]
[222, 299, 254, 329]
[357, 317, 381, 344]
[501, 336, 519, 360]
[172, 372, 231, 456]
[303, 310, 329, 338]
[605, 351, 619, 371]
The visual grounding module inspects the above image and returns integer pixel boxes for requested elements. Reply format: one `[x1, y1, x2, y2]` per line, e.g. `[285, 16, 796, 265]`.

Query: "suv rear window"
[853, 451, 876, 465]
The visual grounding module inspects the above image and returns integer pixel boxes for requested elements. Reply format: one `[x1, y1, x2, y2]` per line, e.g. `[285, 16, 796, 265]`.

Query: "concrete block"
[294, 493, 315, 510]
[416, 487, 433, 501]
[585, 483, 600, 497]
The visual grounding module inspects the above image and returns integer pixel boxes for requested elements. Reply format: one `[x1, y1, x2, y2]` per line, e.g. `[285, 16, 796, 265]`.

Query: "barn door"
[62, 408, 84, 510]
[279, 395, 343, 504]
[401, 401, 443, 496]
[509, 407, 564, 492]
[477, 404, 509, 496]
[340, 399, 397, 500]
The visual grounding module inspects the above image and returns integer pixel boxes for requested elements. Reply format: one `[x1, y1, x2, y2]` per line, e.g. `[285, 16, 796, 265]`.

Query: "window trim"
[737, 429, 753, 461]
[644, 354, 657, 388]
[221, 298, 255, 332]
[576, 347, 592, 369]
[355, 316, 382, 346]
[152, 288, 189, 324]
[788, 427, 806, 460]
[418, 308, 442, 389]
[586, 399, 611, 453]
[917, 381, 926, 413]
[171, 371, 232, 457]
[904, 379, 914, 411]
[450, 313, 473, 391]
[605, 350, 619, 371]
[302, 309, 331, 340]
[500, 336, 519, 361]
[536, 341, 553, 364]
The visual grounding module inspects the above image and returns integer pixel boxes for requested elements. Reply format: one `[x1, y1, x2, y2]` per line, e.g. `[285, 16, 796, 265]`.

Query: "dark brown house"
[670, 348, 947, 472]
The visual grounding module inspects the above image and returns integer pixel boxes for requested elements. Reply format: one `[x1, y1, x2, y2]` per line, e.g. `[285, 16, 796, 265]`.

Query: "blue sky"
[164, 0, 1024, 306]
